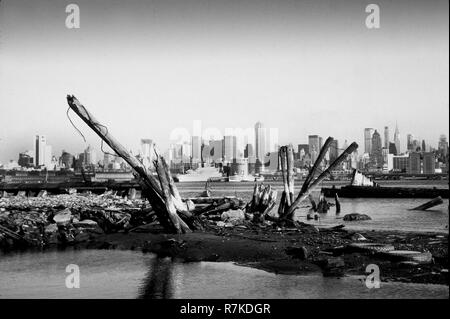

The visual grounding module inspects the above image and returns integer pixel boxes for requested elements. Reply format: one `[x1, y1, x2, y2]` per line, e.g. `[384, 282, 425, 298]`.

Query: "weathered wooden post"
[66, 95, 195, 233]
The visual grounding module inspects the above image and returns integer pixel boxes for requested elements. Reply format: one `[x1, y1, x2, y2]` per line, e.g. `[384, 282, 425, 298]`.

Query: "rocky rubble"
[0, 192, 155, 249]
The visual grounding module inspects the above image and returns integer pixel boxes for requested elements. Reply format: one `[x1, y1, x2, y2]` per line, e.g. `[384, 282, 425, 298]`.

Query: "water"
[0, 250, 448, 299]
[178, 181, 449, 233]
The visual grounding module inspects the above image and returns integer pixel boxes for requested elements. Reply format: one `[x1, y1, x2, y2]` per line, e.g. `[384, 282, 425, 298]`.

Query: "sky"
[0, 0, 448, 163]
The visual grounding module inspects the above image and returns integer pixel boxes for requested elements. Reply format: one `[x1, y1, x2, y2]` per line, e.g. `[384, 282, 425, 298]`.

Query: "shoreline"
[2, 226, 448, 286]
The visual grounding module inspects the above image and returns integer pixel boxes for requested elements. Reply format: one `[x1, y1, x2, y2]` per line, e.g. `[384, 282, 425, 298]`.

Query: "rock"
[44, 223, 58, 234]
[350, 233, 367, 241]
[74, 231, 90, 242]
[53, 208, 73, 225]
[37, 190, 47, 197]
[343, 213, 371, 221]
[73, 219, 98, 227]
[221, 209, 245, 225]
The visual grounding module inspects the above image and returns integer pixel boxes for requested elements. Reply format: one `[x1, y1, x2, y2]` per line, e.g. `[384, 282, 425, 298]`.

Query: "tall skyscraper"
[223, 135, 235, 163]
[384, 126, 389, 149]
[364, 128, 374, 154]
[255, 122, 266, 162]
[308, 135, 321, 163]
[407, 134, 414, 152]
[34, 135, 52, 168]
[191, 136, 202, 163]
[371, 130, 383, 168]
[394, 123, 401, 154]
[438, 134, 448, 157]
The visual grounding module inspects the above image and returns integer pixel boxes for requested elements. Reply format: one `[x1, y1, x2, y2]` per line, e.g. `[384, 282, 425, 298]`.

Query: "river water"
[178, 181, 449, 233]
[0, 249, 448, 299]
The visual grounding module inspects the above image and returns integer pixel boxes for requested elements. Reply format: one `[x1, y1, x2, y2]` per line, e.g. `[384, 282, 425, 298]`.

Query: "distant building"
[388, 142, 397, 155]
[407, 134, 414, 152]
[393, 155, 409, 172]
[84, 146, 97, 166]
[408, 152, 421, 174]
[394, 123, 401, 154]
[329, 139, 339, 163]
[223, 135, 236, 163]
[191, 136, 202, 164]
[308, 135, 321, 163]
[255, 122, 266, 163]
[18, 150, 34, 168]
[297, 144, 309, 157]
[423, 152, 435, 174]
[438, 134, 448, 158]
[34, 135, 52, 168]
[384, 126, 389, 149]
[364, 128, 374, 154]
[370, 130, 383, 168]
[60, 151, 74, 169]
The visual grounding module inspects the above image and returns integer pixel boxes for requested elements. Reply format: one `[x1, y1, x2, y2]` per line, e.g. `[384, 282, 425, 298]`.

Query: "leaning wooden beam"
[300, 137, 334, 194]
[66, 95, 185, 233]
[286, 145, 295, 204]
[284, 142, 358, 219]
[410, 196, 443, 211]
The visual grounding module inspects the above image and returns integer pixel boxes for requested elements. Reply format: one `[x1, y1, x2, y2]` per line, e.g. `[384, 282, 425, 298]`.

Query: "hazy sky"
[0, 0, 448, 163]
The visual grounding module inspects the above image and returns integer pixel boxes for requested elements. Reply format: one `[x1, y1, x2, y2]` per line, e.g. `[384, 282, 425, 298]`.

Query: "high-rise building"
[329, 139, 339, 163]
[308, 135, 321, 163]
[364, 128, 374, 154]
[34, 135, 46, 167]
[384, 126, 389, 149]
[438, 134, 448, 158]
[297, 144, 309, 157]
[394, 123, 401, 154]
[34, 135, 53, 168]
[407, 134, 414, 152]
[423, 152, 435, 174]
[223, 135, 235, 163]
[255, 122, 266, 162]
[408, 152, 421, 174]
[370, 130, 383, 168]
[191, 136, 202, 163]
[18, 150, 34, 168]
[388, 142, 397, 155]
[84, 146, 97, 166]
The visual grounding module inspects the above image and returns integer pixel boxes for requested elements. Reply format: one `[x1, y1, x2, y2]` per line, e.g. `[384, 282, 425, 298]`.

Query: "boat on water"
[228, 174, 264, 183]
[174, 166, 227, 182]
[321, 169, 449, 199]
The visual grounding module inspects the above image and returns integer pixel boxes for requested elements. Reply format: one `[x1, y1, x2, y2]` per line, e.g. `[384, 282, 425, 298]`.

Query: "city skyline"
[0, 122, 447, 169]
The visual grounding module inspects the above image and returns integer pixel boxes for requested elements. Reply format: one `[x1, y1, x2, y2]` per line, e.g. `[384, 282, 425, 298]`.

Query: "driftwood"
[410, 196, 443, 211]
[66, 95, 198, 234]
[273, 138, 358, 224]
[246, 184, 277, 223]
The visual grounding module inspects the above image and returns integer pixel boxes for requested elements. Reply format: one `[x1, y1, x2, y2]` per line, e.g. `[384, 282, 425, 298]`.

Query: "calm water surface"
[0, 250, 448, 299]
[178, 181, 449, 233]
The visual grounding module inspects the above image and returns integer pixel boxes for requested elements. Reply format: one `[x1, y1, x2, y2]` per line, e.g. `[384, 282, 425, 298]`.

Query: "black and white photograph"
[0, 0, 448, 307]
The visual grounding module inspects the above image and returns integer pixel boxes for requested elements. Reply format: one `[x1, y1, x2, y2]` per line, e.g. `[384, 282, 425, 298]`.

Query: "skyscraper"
[308, 135, 321, 163]
[394, 123, 401, 154]
[223, 135, 235, 163]
[371, 130, 383, 168]
[364, 128, 374, 154]
[191, 136, 202, 163]
[407, 134, 414, 152]
[34, 135, 52, 168]
[384, 126, 389, 149]
[140, 139, 155, 169]
[423, 152, 435, 174]
[255, 122, 266, 162]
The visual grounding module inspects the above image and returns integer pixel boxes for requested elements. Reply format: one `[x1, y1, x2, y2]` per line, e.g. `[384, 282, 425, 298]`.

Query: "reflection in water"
[139, 257, 173, 299]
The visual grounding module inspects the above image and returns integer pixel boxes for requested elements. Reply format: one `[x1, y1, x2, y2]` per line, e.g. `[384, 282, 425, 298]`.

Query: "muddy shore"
[4, 225, 447, 286]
